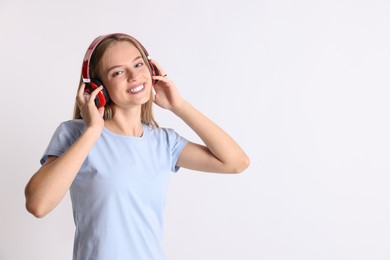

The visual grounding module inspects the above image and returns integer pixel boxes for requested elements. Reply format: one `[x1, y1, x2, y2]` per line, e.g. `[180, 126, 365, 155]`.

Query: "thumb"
[98, 106, 105, 117]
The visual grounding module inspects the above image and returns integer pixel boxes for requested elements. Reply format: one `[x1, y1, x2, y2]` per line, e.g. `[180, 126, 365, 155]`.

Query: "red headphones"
[82, 33, 159, 108]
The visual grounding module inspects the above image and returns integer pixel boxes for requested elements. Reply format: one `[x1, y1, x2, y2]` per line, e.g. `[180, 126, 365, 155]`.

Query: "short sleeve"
[40, 121, 83, 165]
[165, 128, 188, 172]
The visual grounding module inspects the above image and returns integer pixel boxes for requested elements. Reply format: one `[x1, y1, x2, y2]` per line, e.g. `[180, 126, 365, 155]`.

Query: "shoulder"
[145, 125, 188, 148]
[56, 119, 85, 138]
[60, 119, 85, 128]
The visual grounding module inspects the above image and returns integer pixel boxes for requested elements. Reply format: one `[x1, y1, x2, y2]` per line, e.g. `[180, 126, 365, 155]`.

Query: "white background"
[1, 0, 390, 259]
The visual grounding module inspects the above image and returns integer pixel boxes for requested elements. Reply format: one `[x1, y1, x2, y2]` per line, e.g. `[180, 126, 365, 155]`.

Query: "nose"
[126, 69, 136, 82]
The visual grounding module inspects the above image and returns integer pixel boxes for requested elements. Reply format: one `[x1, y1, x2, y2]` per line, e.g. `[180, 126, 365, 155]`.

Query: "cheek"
[101, 81, 120, 100]
[100, 76, 111, 90]
[142, 70, 153, 86]
[101, 81, 113, 94]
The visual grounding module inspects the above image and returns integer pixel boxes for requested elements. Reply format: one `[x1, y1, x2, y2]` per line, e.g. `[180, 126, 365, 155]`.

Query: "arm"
[25, 84, 105, 218]
[151, 62, 250, 174]
[175, 101, 250, 173]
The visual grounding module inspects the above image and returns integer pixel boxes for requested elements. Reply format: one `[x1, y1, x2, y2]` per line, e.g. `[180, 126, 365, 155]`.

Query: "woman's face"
[99, 41, 153, 108]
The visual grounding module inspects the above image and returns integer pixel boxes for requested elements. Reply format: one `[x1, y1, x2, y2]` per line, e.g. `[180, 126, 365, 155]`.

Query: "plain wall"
[1, 0, 390, 259]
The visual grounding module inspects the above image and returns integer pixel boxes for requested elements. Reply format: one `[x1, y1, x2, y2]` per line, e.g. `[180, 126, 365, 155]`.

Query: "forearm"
[173, 100, 249, 172]
[25, 127, 101, 218]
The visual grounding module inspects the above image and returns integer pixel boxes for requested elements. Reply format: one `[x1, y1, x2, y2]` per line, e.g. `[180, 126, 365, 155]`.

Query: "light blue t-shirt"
[41, 119, 188, 260]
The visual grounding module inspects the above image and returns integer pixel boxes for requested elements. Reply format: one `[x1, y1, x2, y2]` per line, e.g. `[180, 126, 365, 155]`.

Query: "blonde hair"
[73, 34, 159, 127]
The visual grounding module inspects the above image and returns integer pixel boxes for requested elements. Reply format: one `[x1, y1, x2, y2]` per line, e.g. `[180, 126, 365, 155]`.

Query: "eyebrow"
[105, 55, 143, 73]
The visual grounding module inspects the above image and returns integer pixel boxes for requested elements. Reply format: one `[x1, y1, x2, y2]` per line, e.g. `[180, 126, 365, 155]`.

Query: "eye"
[135, 62, 144, 68]
[112, 71, 124, 77]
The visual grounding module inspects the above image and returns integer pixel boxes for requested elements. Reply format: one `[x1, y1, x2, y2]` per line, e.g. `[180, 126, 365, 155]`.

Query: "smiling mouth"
[128, 84, 144, 93]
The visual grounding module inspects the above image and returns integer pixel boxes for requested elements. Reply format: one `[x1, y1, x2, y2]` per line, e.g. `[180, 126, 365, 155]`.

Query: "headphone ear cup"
[84, 79, 110, 108]
[150, 63, 160, 84]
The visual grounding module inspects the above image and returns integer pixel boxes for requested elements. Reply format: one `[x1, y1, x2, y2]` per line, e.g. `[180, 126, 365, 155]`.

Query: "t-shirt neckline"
[102, 124, 147, 140]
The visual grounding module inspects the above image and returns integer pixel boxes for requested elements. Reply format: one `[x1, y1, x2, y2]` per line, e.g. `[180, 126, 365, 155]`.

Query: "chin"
[137, 93, 152, 105]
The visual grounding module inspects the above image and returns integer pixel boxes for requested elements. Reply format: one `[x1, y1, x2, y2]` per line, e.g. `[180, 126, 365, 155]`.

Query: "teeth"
[129, 85, 144, 93]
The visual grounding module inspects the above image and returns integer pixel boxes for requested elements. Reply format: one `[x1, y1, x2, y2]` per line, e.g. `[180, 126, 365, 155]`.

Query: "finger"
[77, 82, 86, 97]
[76, 82, 87, 105]
[153, 75, 170, 83]
[87, 86, 104, 104]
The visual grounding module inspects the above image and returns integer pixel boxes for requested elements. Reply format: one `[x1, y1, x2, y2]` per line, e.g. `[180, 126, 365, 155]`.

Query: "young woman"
[25, 33, 249, 260]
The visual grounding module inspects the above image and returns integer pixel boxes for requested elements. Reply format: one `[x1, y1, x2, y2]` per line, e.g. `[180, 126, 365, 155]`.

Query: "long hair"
[73, 34, 159, 127]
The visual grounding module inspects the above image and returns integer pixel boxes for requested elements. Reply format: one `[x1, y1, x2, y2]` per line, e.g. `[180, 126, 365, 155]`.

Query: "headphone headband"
[82, 33, 152, 83]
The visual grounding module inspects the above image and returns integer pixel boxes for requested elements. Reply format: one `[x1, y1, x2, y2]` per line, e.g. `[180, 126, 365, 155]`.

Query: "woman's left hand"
[150, 60, 185, 112]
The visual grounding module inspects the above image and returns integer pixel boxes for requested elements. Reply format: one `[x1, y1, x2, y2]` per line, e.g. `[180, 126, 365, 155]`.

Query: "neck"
[105, 107, 143, 136]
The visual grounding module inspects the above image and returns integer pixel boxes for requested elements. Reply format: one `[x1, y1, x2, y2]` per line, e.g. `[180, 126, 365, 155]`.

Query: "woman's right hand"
[76, 83, 105, 131]
[25, 83, 106, 218]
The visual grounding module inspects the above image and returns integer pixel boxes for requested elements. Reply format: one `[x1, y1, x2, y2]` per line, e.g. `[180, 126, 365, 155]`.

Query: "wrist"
[83, 125, 103, 139]
[171, 99, 190, 116]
